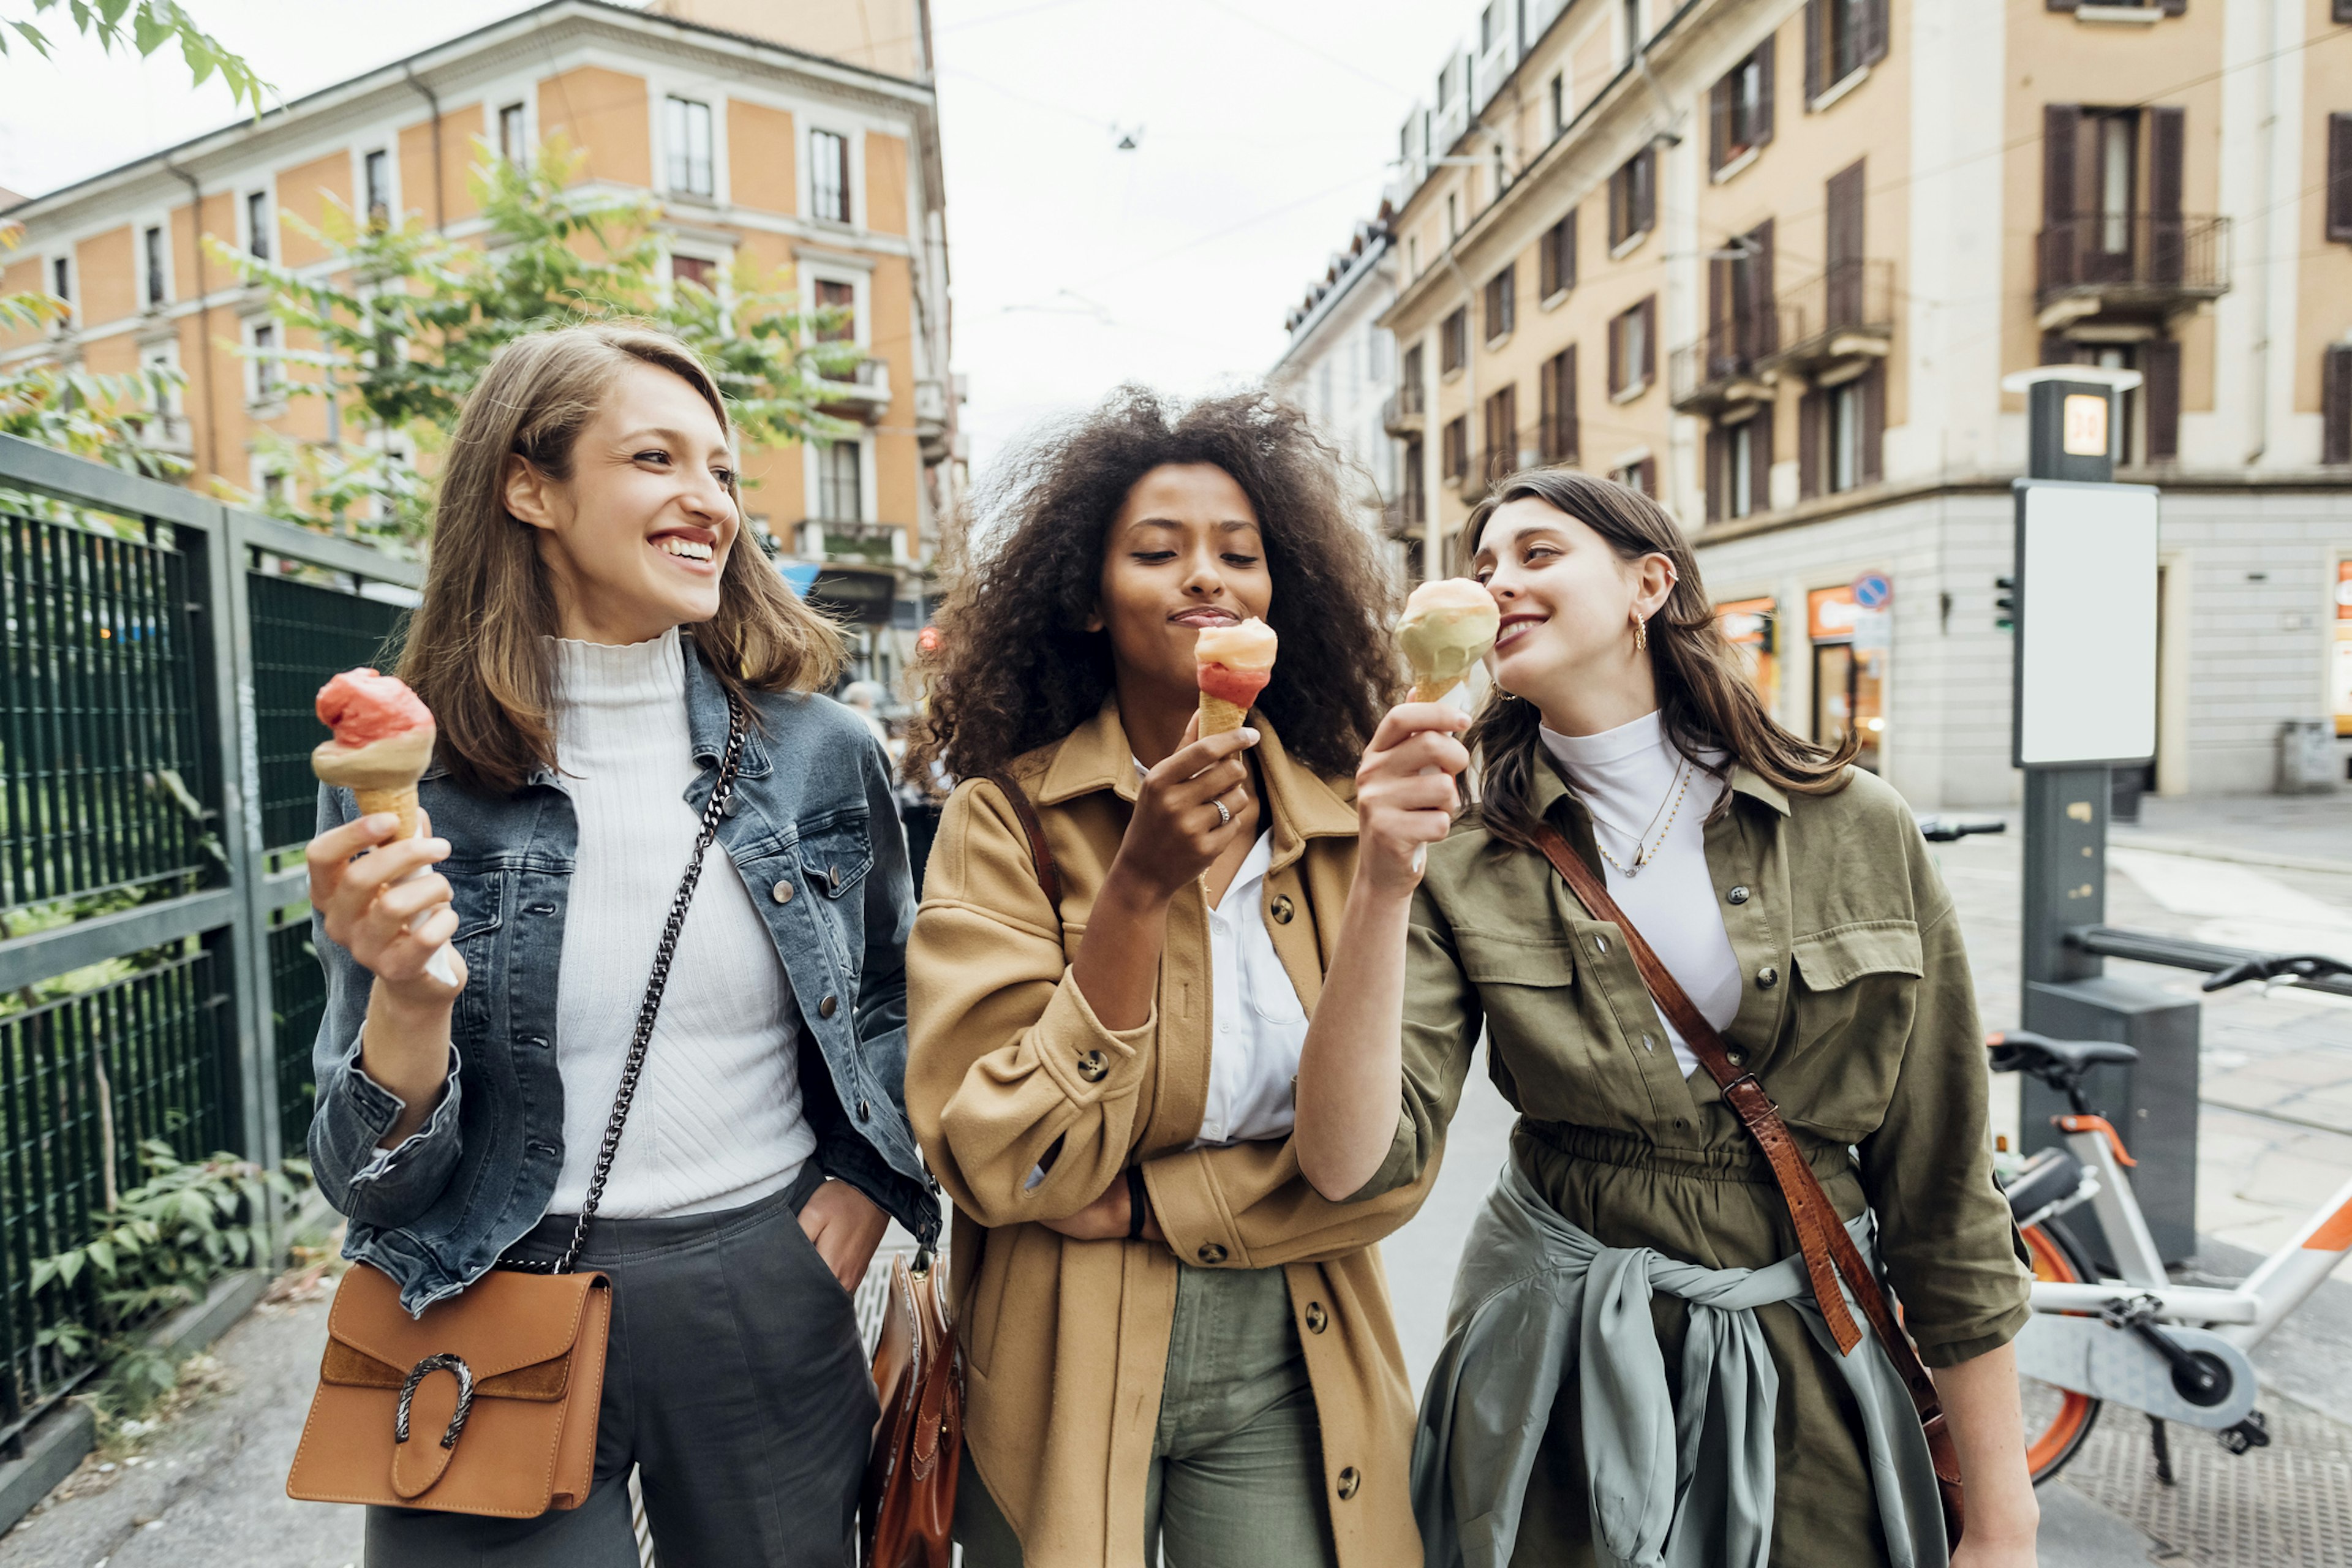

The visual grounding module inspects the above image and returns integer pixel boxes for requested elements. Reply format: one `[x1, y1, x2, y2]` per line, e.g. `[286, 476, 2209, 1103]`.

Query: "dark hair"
[401, 324, 842, 796]
[1463, 467, 1853, 850]
[909, 386, 1397, 784]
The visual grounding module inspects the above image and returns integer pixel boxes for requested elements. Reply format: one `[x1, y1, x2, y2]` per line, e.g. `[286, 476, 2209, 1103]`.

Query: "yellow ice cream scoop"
[1398, 579, 1500, 702]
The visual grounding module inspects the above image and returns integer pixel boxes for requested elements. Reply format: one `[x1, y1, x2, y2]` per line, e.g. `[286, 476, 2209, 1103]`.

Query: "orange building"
[0, 0, 962, 688]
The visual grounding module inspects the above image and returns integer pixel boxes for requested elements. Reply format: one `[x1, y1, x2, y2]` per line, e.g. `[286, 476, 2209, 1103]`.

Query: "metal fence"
[0, 434, 418, 1442]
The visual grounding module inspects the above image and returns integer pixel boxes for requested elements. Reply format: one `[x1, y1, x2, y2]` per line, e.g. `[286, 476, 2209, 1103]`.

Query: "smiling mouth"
[1494, 615, 1547, 652]
[1172, 606, 1240, 628]
[654, 535, 715, 564]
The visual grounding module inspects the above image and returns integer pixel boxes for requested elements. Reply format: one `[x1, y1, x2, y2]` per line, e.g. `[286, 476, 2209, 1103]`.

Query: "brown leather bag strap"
[983, 771, 1062, 914]
[1529, 825, 1964, 1531]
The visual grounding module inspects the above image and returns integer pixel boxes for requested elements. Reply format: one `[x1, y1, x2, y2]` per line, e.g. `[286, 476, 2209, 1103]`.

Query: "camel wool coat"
[906, 702, 1441, 1568]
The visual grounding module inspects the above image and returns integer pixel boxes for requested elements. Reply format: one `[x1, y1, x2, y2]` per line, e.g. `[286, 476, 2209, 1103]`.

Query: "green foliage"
[0, 1, 270, 116]
[31, 1142, 305, 1414]
[208, 140, 863, 545]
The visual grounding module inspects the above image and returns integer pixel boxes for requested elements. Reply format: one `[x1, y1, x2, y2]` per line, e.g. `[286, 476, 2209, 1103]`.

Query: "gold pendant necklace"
[1593, 758, 1693, 879]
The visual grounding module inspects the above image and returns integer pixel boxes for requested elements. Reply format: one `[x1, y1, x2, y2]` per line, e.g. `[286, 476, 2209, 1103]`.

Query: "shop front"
[1807, 583, 1888, 774]
[1714, 597, 1781, 714]
[2335, 557, 2351, 740]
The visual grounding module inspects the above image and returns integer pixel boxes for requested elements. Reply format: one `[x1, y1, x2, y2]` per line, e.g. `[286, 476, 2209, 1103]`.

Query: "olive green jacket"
[1359, 756, 2030, 1368]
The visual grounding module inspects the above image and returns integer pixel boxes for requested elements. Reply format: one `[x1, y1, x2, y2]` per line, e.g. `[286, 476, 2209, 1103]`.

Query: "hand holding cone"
[312, 668, 460, 987]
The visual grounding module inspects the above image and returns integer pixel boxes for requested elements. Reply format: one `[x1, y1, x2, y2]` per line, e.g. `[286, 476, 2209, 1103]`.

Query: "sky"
[0, 0, 1469, 475]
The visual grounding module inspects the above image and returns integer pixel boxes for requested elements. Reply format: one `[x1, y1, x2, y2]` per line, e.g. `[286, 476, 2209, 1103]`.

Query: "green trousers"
[956, 1262, 1340, 1567]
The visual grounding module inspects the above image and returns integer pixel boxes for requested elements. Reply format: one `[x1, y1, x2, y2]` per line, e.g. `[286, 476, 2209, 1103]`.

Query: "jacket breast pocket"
[797, 816, 875, 903]
[1788, 920, 1922, 1126]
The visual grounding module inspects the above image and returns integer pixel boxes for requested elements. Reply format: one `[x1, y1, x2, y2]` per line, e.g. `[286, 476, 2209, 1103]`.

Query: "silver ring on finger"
[1213, 798, 1233, 827]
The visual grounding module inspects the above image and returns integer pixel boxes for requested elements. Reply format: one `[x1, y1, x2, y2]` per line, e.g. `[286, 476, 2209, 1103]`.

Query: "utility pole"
[2007, 366, 2200, 1267]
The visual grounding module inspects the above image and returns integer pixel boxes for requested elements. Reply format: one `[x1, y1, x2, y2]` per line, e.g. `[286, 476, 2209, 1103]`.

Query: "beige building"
[1379, 0, 2352, 804]
[0, 0, 961, 689]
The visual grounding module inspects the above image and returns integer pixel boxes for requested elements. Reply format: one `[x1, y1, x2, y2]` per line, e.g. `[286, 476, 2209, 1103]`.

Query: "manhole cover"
[2060, 1401, 2352, 1567]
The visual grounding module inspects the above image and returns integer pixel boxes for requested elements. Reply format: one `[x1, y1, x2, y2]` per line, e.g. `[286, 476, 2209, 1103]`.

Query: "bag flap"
[1791, 920, 1923, 991]
[328, 1263, 603, 1382]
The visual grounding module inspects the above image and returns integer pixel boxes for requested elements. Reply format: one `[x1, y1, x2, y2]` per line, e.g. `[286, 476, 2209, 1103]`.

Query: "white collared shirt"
[1199, 829, 1310, 1145]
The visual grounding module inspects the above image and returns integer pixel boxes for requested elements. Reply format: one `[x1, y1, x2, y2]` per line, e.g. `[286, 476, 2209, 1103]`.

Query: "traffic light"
[1994, 575, 2017, 634]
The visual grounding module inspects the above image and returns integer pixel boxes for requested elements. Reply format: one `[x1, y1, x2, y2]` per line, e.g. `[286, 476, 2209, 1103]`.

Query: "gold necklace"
[1593, 758, 1692, 879]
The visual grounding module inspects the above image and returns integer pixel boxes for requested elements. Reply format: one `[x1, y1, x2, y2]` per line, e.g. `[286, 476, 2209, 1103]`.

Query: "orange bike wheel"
[2019, 1220, 2102, 1483]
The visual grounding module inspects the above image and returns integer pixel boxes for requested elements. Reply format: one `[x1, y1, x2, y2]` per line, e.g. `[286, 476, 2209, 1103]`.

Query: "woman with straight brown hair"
[1292, 469, 2041, 1567]
[301, 323, 937, 1566]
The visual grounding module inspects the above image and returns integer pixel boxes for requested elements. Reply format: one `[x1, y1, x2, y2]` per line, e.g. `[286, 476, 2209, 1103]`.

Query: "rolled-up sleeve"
[304, 783, 466, 1231]
[1344, 881, 1482, 1204]
[1855, 885, 2034, 1368]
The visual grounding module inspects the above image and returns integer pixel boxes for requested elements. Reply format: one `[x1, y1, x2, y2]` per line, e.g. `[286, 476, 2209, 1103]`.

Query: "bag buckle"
[394, 1352, 477, 1451]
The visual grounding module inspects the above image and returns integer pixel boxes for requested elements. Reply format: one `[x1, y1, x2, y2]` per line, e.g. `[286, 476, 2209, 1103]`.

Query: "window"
[1708, 407, 1771, 522]
[672, 254, 717, 291]
[1608, 147, 1656, 248]
[1710, 39, 1775, 173]
[2097, 110, 2136, 255]
[1539, 345, 1577, 464]
[818, 439, 862, 519]
[667, 97, 714, 197]
[2324, 344, 2352, 464]
[252, 322, 278, 401]
[363, 149, 391, 228]
[1730, 421, 1754, 518]
[1408, 235, 1420, 276]
[1608, 296, 1655, 397]
[1549, 74, 1566, 137]
[246, 192, 270, 260]
[814, 278, 856, 342]
[143, 225, 165, 307]
[1483, 265, 1515, 343]
[2329, 113, 2352, 243]
[1480, 2, 1499, 51]
[1829, 380, 1861, 491]
[1399, 344, 1423, 413]
[1401, 437, 1427, 524]
[1539, 209, 1577, 298]
[1442, 415, 1469, 483]
[1440, 307, 1469, 374]
[1611, 456, 1657, 497]
[51, 255, 69, 305]
[1483, 383, 1518, 481]
[810, 130, 851, 224]
[1804, 0, 1886, 101]
[499, 102, 528, 164]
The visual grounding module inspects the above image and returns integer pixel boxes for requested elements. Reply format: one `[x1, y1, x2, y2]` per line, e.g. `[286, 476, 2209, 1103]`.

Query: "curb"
[0, 1402, 94, 1538]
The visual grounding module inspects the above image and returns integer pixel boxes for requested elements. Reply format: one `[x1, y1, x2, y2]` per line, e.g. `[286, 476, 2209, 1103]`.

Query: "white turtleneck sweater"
[1539, 710, 1742, 1079]
[546, 628, 814, 1218]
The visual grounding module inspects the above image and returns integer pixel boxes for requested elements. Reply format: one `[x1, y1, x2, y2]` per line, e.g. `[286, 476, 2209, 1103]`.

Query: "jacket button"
[771, 880, 794, 904]
[828, 865, 843, 891]
[819, 995, 839, 1019]
[1336, 1467, 1360, 1500]
[1304, 1302, 1328, 1333]
[856, 1098, 870, 1120]
[1196, 1243, 1227, 1265]
[1076, 1050, 1109, 1082]
[1727, 1048, 1747, 1066]
[1593, 934, 1610, 956]
[1270, 895, 1295, 924]
[1756, 965, 1779, 990]
[1727, 885, 1751, 905]
[520, 1035, 548, 1050]
[722, 793, 739, 816]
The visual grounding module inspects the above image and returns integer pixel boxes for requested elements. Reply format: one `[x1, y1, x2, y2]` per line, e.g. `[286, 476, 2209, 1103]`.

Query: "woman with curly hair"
[904, 388, 1440, 1568]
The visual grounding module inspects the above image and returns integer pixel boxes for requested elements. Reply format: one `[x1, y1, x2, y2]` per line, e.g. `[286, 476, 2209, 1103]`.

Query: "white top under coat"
[1539, 710, 1740, 1079]
[1199, 829, 1310, 1145]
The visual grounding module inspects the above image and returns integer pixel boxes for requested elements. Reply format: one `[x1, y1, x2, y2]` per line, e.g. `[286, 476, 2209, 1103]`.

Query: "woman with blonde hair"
[303, 323, 935, 1565]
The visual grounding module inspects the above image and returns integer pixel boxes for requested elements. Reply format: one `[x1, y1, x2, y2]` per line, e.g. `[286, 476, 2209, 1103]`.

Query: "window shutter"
[1804, 0, 1823, 104]
[2323, 345, 2352, 465]
[2159, 0, 2185, 14]
[1750, 218, 1778, 356]
[1749, 404, 1775, 511]
[1860, 364, 1885, 483]
[1609, 311, 1624, 394]
[2330, 114, 2352, 243]
[1637, 148, 1657, 234]
[1798, 389, 1822, 499]
[2143, 338, 2180, 462]
[1757, 36, 1776, 147]
[1639, 295, 1657, 385]
[2046, 0, 2079, 12]
[1540, 354, 1559, 461]
[1706, 426, 1728, 522]
[1638, 458, 1658, 499]
[1608, 165, 1626, 247]
[1562, 343, 1580, 464]
[2149, 106, 2187, 283]
[2337, 0, 2352, 22]
[1709, 256, 1730, 355]
[1711, 77, 1731, 173]
[2038, 332, 2078, 366]
[2043, 105, 2081, 290]
[1864, 0, 1889, 66]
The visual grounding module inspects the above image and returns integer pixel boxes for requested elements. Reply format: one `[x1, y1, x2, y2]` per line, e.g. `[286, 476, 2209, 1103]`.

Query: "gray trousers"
[956, 1262, 1339, 1567]
[364, 1165, 878, 1568]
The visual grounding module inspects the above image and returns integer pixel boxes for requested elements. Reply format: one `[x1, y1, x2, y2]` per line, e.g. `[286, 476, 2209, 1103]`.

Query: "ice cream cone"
[1407, 678, 1457, 704]
[1199, 692, 1250, 736]
[353, 785, 421, 842]
[1398, 579, 1501, 706]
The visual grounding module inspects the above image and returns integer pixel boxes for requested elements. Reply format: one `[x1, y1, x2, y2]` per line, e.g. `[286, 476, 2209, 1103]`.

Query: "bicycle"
[1989, 949, 2352, 1485]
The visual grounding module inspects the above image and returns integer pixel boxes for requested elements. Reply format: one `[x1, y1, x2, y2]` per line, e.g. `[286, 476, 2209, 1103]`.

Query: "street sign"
[2011, 479, 2160, 769]
[1852, 570, 1892, 609]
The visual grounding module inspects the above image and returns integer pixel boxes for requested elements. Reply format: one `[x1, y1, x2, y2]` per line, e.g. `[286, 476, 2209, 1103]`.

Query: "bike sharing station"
[1987, 369, 2352, 1494]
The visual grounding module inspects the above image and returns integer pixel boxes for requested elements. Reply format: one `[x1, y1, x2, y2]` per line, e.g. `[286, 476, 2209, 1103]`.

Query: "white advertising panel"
[2013, 481, 2159, 768]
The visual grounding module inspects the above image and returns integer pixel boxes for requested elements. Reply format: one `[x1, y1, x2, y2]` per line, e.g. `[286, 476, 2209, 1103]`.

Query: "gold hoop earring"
[1634, 616, 1649, 654]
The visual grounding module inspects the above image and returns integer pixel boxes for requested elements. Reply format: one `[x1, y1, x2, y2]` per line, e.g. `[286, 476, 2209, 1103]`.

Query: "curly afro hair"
[908, 386, 1400, 786]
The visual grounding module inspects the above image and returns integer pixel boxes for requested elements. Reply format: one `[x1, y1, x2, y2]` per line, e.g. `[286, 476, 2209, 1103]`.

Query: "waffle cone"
[1407, 677, 1458, 704]
[1197, 693, 1248, 736]
[353, 785, 420, 842]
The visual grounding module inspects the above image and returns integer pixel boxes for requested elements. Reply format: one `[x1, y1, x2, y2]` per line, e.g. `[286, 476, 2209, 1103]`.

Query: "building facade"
[1269, 217, 1408, 567]
[1378, 0, 2352, 805]
[0, 0, 961, 691]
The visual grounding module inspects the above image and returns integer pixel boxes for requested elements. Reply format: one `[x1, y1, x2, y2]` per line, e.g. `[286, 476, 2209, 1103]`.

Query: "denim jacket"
[308, 636, 940, 1313]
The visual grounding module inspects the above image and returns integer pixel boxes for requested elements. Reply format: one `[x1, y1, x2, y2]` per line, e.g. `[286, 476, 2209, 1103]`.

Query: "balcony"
[2035, 212, 2230, 329]
[814, 357, 891, 424]
[1756, 260, 1894, 379]
[1670, 321, 1777, 415]
[1380, 489, 1423, 540]
[1382, 385, 1424, 438]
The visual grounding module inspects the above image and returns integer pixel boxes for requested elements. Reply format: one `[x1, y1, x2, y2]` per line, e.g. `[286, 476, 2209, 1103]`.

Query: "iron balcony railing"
[1382, 384, 1425, 437]
[2036, 213, 2231, 315]
[1758, 259, 1896, 376]
[1669, 316, 1779, 414]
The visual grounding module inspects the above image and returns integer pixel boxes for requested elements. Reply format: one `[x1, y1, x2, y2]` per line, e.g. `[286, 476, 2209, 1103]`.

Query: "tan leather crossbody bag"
[287, 701, 745, 1518]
